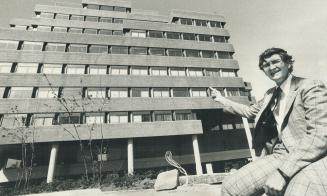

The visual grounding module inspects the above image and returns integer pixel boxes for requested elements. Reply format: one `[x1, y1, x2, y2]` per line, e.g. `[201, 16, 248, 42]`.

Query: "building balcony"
[0, 120, 203, 145]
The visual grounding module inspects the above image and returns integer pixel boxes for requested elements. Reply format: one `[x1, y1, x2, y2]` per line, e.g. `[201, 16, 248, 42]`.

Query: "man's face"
[261, 54, 290, 85]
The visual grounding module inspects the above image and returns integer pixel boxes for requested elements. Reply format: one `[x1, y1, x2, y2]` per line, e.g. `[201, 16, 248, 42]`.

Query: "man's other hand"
[264, 171, 287, 196]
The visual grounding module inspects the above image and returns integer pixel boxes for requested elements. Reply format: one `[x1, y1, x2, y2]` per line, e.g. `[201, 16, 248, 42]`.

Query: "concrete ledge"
[179, 173, 228, 185]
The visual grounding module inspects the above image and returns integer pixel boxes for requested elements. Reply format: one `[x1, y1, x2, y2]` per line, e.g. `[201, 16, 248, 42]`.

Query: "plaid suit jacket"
[223, 76, 327, 179]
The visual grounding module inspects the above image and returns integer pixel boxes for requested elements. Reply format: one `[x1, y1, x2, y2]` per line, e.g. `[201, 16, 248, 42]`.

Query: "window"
[131, 30, 146, 38]
[129, 47, 147, 55]
[131, 88, 149, 97]
[0, 62, 12, 73]
[111, 46, 128, 54]
[195, 20, 207, 27]
[188, 68, 203, 77]
[16, 63, 39, 74]
[210, 21, 222, 28]
[180, 18, 193, 25]
[191, 88, 207, 97]
[202, 50, 215, 58]
[85, 16, 98, 22]
[172, 88, 189, 97]
[206, 69, 220, 77]
[100, 5, 114, 11]
[148, 31, 163, 38]
[131, 66, 148, 75]
[89, 65, 107, 75]
[69, 28, 83, 34]
[68, 44, 87, 53]
[183, 33, 196, 41]
[45, 43, 66, 52]
[114, 7, 127, 12]
[89, 45, 108, 53]
[170, 68, 186, 76]
[0, 40, 19, 50]
[21, 41, 43, 51]
[218, 52, 232, 59]
[66, 64, 85, 74]
[98, 29, 112, 35]
[151, 67, 167, 76]
[222, 123, 234, 130]
[199, 34, 211, 42]
[52, 26, 67, 33]
[70, 15, 84, 21]
[61, 88, 83, 98]
[87, 88, 106, 98]
[109, 112, 128, 123]
[33, 114, 54, 126]
[113, 30, 123, 35]
[37, 87, 59, 98]
[36, 26, 51, 32]
[86, 4, 99, 10]
[40, 12, 54, 19]
[213, 36, 227, 43]
[167, 49, 183, 56]
[110, 88, 128, 98]
[1, 114, 28, 128]
[113, 18, 123, 23]
[235, 123, 244, 129]
[83, 28, 97, 34]
[221, 69, 236, 77]
[111, 66, 128, 75]
[85, 113, 105, 124]
[210, 87, 225, 96]
[153, 88, 169, 97]
[226, 88, 240, 96]
[58, 113, 81, 124]
[42, 64, 62, 74]
[8, 87, 33, 98]
[99, 17, 112, 23]
[132, 112, 151, 123]
[175, 111, 195, 120]
[55, 14, 69, 20]
[154, 111, 172, 121]
[166, 32, 180, 39]
[149, 48, 165, 56]
[185, 50, 200, 57]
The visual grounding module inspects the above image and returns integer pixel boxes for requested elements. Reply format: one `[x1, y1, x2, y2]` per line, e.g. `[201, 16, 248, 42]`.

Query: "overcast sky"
[0, 0, 326, 99]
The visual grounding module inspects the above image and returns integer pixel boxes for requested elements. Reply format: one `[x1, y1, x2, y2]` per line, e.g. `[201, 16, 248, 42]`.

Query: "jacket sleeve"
[220, 97, 264, 120]
[279, 80, 327, 178]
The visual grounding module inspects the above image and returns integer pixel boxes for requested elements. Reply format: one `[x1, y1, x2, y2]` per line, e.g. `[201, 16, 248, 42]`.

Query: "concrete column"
[47, 143, 59, 183]
[127, 138, 134, 175]
[206, 163, 213, 174]
[192, 135, 203, 175]
[242, 117, 256, 160]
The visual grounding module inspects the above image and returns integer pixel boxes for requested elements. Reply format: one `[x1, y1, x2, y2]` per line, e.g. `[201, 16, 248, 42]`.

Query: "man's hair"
[258, 47, 295, 72]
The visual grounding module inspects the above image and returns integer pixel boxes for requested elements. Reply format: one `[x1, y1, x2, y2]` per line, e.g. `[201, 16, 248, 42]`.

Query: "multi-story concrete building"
[0, 0, 254, 182]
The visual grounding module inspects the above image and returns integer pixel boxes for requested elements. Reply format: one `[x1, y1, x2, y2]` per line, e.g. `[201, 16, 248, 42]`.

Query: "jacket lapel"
[280, 76, 302, 130]
[254, 89, 275, 125]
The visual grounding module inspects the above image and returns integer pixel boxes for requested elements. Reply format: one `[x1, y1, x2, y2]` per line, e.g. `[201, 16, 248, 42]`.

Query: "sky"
[0, 0, 326, 99]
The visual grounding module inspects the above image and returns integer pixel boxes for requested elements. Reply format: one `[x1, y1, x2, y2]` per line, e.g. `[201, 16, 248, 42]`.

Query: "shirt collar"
[278, 74, 293, 94]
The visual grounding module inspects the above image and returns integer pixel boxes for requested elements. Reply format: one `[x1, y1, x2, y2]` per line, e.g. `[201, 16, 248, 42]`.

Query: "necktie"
[252, 87, 282, 154]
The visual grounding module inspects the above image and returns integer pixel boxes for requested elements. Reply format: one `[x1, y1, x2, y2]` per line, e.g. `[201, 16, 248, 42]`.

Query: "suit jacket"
[223, 76, 327, 178]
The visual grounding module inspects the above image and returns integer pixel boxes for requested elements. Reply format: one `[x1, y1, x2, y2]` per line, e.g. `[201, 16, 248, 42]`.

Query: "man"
[210, 48, 327, 196]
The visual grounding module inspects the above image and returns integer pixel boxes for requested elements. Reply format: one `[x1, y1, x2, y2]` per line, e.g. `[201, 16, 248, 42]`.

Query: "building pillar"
[47, 143, 59, 183]
[192, 135, 203, 175]
[206, 163, 213, 174]
[127, 138, 134, 175]
[242, 117, 256, 160]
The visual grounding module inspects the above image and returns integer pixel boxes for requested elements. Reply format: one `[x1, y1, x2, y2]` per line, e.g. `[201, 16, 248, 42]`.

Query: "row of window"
[0, 40, 233, 59]
[0, 110, 196, 128]
[210, 122, 255, 131]
[0, 87, 248, 99]
[83, 4, 130, 12]
[0, 62, 237, 77]
[38, 12, 125, 22]
[14, 24, 228, 44]
[172, 17, 225, 28]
